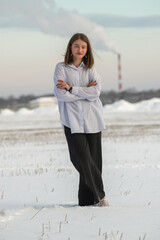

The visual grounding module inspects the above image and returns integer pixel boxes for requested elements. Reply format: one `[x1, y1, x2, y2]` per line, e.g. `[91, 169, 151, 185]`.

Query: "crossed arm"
[54, 64, 101, 102]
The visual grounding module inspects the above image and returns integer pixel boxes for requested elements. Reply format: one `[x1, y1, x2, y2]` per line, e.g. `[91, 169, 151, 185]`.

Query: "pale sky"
[0, 0, 160, 97]
[56, 0, 160, 16]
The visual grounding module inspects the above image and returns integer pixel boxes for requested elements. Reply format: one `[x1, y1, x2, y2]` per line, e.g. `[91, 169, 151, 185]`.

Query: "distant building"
[29, 97, 57, 109]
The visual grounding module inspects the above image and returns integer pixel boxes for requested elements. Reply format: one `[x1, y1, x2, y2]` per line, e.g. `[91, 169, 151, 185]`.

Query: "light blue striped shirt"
[53, 62, 105, 134]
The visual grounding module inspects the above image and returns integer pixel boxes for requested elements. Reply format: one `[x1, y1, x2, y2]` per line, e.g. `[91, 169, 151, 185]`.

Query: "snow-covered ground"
[0, 98, 160, 240]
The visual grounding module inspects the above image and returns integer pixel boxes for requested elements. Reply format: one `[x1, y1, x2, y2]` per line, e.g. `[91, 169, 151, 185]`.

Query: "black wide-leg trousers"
[64, 125, 105, 206]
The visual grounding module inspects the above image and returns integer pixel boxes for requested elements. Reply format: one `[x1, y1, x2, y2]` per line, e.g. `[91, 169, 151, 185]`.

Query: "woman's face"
[71, 39, 87, 61]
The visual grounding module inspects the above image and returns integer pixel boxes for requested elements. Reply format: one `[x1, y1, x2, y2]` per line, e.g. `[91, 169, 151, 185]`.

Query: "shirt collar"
[68, 61, 85, 70]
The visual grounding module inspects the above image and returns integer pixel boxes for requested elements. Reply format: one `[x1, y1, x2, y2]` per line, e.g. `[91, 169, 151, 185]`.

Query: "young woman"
[53, 33, 109, 207]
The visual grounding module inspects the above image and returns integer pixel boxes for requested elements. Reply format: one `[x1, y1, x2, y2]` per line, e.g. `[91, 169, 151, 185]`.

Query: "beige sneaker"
[98, 197, 109, 207]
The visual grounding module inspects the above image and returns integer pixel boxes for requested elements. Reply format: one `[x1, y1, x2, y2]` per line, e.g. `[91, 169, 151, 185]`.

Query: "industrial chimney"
[117, 54, 123, 92]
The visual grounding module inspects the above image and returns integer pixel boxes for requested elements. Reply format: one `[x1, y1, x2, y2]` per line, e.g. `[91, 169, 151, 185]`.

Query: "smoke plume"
[0, 0, 118, 53]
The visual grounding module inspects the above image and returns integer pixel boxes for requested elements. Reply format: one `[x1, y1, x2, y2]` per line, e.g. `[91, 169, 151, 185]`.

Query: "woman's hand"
[56, 80, 70, 91]
[88, 80, 97, 87]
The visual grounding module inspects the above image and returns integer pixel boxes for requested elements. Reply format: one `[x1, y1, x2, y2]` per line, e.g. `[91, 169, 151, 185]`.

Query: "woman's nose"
[78, 47, 83, 52]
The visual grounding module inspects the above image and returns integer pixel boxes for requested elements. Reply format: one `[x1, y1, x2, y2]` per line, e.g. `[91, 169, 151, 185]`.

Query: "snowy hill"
[1, 98, 160, 117]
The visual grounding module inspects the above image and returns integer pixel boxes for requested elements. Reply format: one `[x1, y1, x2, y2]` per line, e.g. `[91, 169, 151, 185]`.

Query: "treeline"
[0, 95, 37, 110]
[0, 89, 160, 110]
[100, 88, 160, 105]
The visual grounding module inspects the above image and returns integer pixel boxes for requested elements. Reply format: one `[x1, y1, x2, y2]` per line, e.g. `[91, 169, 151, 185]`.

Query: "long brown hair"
[64, 33, 94, 69]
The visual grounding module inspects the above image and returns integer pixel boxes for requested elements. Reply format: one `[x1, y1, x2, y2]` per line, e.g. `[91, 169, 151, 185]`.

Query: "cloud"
[0, 0, 118, 53]
[85, 14, 160, 28]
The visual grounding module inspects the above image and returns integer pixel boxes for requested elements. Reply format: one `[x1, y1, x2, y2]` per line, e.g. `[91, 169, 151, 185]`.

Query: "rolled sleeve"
[72, 86, 99, 101]
[72, 86, 79, 95]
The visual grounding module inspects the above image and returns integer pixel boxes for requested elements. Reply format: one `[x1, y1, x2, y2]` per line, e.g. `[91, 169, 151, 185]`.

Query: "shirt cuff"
[72, 86, 79, 95]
